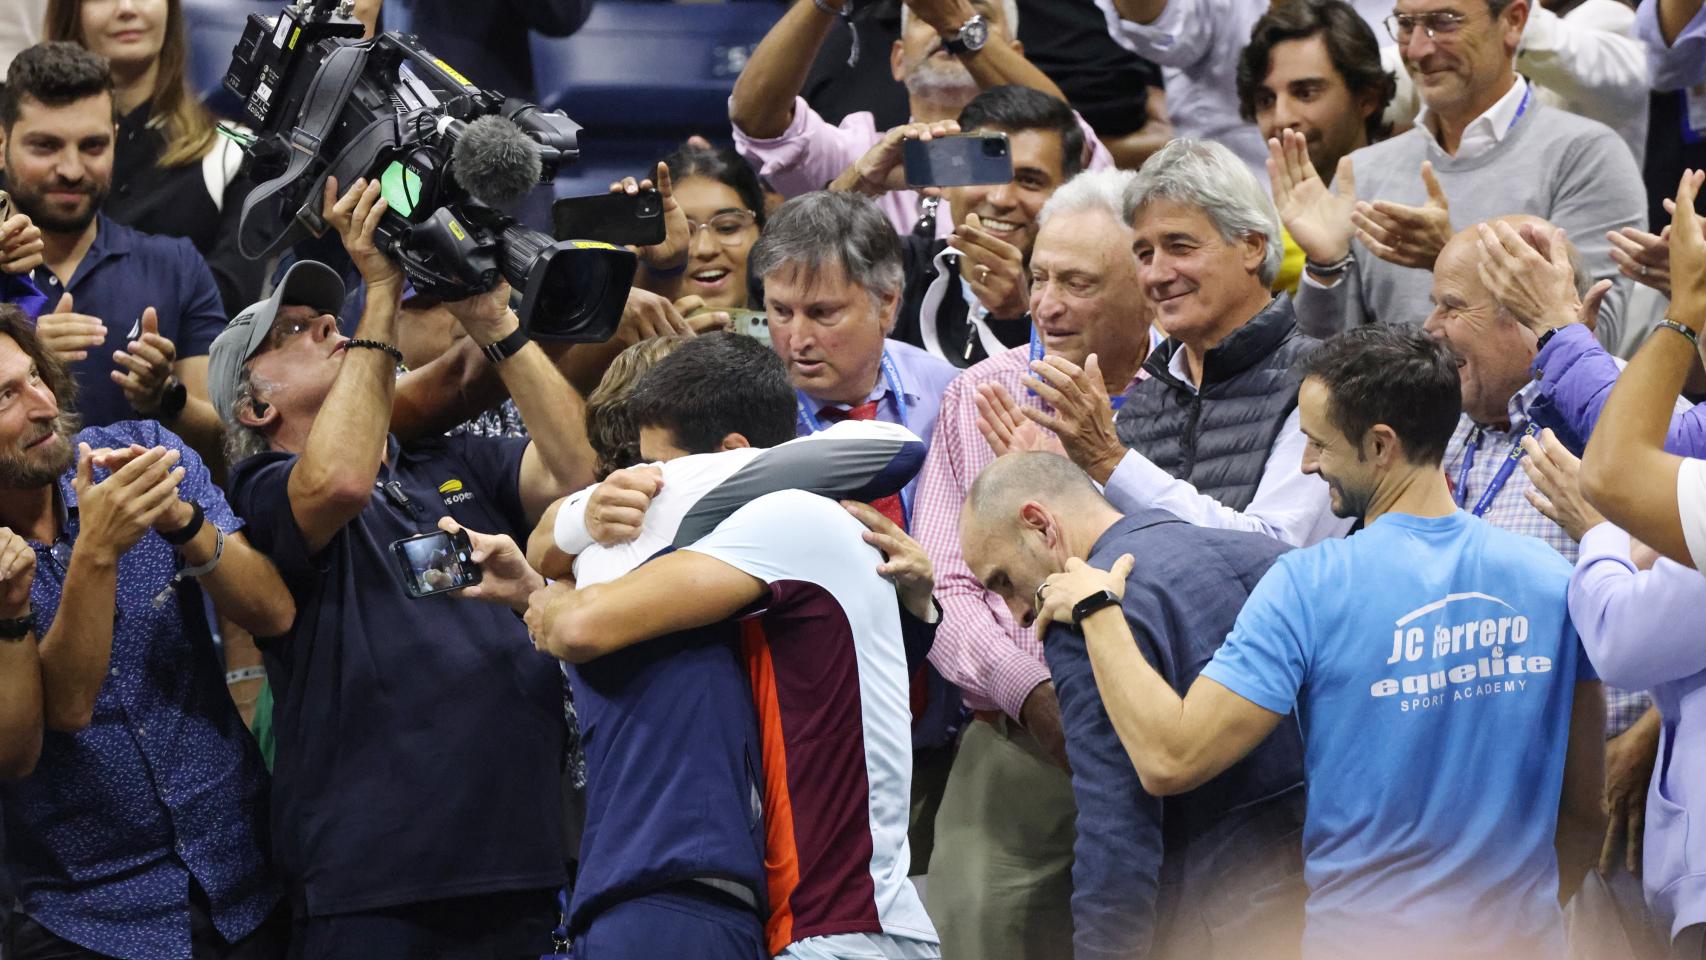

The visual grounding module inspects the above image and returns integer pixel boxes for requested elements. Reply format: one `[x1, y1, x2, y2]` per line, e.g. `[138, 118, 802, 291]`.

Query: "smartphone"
[903, 133, 1013, 188]
[552, 190, 666, 246]
[725, 308, 770, 346]
[391, 528, 482, 599]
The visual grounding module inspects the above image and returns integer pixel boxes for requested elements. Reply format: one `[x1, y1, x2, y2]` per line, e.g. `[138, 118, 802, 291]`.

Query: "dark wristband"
[0, 611, 37, 641]
[481, 327, 531, 363]
[346, 339, 405, 364]
[160, 500, 205, 546]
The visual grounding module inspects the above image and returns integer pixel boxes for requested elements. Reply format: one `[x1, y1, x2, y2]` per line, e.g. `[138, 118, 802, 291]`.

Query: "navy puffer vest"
[1115, 295, 1318, 511]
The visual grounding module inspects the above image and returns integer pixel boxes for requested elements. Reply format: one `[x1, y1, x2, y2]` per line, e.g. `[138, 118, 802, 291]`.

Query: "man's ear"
[890, 39, 907, 84]
[1018, 500, 1051, 536]
[236, 395, 279, 431]
[718, 432, 752, 452]
[1242, 231, 1270, 278]
[878, 289, 902, 336]
[1367, 423, 1402, 468]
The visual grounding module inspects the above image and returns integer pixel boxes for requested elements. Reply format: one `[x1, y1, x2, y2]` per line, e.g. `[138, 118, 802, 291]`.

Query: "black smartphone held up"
[903, 133, 1013, 189]
[552, 190, 666, 246]
[391, 528, 482, 599]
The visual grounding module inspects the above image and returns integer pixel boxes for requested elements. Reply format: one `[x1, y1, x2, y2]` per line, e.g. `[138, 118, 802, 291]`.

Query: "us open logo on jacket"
[438, 479, 474, 505]
[1370, 592, 1553, 712]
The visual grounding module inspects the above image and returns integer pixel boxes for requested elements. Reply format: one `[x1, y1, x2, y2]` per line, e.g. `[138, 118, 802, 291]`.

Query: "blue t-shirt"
[1199, 511, 1592, 960]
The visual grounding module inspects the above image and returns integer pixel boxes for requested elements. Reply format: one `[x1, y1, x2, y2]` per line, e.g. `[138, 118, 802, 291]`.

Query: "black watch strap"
[1071, 589, 1122, 627]
[156, 377, 188, 421]
[482, 327, 531, 364]
[0, 611, 37, 641]
[1534, 327, 1559, 352]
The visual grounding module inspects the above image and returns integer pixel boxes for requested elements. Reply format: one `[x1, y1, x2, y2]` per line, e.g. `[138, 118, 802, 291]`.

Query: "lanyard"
[795, 352, 914, 521]
[1027, 328, 1128, 410]
[1453, 421, 1539, 517]
[1505, 82, 1533, 135]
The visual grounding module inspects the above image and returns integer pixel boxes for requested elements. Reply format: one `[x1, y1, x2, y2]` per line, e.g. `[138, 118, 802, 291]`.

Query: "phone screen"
[393, 529, 482, 598]
[725, 308, 771, 346]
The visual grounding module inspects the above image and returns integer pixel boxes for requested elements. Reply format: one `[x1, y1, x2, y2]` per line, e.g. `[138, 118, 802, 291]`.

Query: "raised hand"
[974, 381, 1062, 457]
[322, 176, 402, 291]
[1669, 169, 1706, 334]
[0, 527, 35, 618]
[1019, 354, 1126, 483]
[110, 307, 179, 415]
[613, 162, 689, 273]
[1267, 129, 1357, 266]
[1519, 429, 1606, 543]
[832, 119, 961, 197]
[1474, 222, 1584, 336]
[673, 295, 733, 334]
[616, 288, 693, 345]
[36, 293, 107, 364]
[0, 213, 44, 276]
[1351, 162, 1452, 270]
[953, 213, 1029, 321]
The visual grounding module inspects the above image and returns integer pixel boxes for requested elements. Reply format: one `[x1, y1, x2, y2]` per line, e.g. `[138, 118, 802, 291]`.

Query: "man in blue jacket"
[959, 450, 1307, 959]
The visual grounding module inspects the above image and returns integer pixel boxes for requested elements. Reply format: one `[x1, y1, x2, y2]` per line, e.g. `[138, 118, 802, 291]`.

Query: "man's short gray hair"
[220, 364, 271, 466]
[749, 191, 904, 306]
[1123, 139, 1284, 287]
[1038, 168, 1139, 228]
[901, 0, 1020, 36]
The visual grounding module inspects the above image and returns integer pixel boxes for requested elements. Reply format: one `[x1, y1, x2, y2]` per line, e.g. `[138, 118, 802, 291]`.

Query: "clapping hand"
[1519, 428, 1605, 543]
[1020, 354, 1126, 482]
[974, 382, 1063, 458]
[0, 213, 43, 275]
[1267, 129, 1357, 268]
[71, 443, 187, 564]
[1474, 222, 1609, 335]
[36, 293, 107, 364]
[1351, 162, 1452, 270]
[0, 527, 35, 619]
[110, 308, 181, 415]
[1669, 170, 1706, 335]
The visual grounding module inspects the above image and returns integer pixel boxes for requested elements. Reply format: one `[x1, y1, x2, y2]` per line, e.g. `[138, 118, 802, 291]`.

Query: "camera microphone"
[451, 115, 543, 208]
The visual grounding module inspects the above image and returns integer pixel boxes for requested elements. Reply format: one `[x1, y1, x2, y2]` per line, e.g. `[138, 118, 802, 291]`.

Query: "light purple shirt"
[1635, 0, 1706, 90]
[1569, 521, 1706, 937]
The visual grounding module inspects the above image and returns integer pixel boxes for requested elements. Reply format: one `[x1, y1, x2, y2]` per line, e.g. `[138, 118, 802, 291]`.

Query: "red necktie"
[821, 400, 907, 530]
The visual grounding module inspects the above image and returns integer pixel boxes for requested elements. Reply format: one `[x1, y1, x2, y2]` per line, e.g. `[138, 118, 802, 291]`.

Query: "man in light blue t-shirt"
[1036, 326, 1606, 960]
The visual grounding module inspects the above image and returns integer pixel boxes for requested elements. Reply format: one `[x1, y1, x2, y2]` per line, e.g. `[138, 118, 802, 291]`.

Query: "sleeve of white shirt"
[552, 484, 598, 556]
[1094, 0, 1221, 67]
[1676, 457, 1706, 575]
[1517, 3, 1648, 127]
[1102, 408, 1347, 547]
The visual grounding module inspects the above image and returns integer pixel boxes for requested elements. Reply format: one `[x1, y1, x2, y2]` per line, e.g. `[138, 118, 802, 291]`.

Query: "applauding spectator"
[1281, 0, 1643, 348]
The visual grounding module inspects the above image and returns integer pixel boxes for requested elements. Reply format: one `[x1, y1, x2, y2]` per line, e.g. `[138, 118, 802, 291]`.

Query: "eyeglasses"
[687, 210, 758, 246]
[264, 315, 319, 351]
[1384, 10, 1470, 41]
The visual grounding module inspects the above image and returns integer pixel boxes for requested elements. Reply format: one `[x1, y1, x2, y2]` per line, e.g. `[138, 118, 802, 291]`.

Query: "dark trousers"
[570, 888, 765, 960]
[6, 882, 289, 960]
[288, 888, 558, 960]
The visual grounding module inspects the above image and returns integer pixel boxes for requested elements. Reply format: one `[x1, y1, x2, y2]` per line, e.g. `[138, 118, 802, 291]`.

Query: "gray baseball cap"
[208, 260, 346, 424]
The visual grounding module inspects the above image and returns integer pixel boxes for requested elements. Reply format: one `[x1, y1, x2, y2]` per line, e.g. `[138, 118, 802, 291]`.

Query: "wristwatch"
[941, 13, 989, 56]
[154, 376, 188, 422]
[1071, 589, 1121, 627]
[481, 327, 531, 364]
[0, 611, 36, 642]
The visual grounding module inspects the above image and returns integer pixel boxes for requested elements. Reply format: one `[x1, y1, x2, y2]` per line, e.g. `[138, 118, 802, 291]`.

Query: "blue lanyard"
[1027, 328, 1127, 410]
[1453, 422, 1539, 517]
[1505, 82, 1533, 135]
[796, 352, 914, 522]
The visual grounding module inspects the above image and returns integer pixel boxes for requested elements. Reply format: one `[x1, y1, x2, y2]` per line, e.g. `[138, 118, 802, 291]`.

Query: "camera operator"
[210, 176, 598, 958]
[0, 300, 296, 960]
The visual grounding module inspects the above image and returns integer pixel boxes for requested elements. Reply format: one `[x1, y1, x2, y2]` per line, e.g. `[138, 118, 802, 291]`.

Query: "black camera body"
[224, 0, 633, 341]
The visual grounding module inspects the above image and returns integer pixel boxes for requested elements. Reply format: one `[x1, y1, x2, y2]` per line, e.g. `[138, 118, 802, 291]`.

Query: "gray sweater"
[1293, 99, 1644, 349]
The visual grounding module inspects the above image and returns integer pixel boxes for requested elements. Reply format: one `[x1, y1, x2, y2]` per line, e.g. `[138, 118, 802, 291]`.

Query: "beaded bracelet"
[346, 339, 404, 364]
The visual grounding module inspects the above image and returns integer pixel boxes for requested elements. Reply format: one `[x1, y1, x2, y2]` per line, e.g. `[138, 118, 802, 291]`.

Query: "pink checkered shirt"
[916, 345, 1144, 718]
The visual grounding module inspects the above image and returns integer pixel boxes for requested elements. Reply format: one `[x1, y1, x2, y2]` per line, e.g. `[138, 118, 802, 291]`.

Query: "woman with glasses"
[637, 143, 768, 313]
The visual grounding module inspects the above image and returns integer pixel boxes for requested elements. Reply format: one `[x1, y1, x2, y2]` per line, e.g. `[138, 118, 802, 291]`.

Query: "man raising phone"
[209, 177, 598, 958]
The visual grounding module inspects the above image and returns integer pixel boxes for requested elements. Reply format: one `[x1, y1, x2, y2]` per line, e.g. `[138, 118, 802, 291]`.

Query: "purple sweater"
[1528, 324, 1706, 455]
[1569, 523, 1706, 938]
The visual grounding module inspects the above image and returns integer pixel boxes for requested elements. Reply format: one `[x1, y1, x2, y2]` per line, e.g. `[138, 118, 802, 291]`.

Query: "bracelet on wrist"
[160, 501, 205, 546]
[1656, 318, 1700, 347]
[345, 339, 404, 364]
[225, 665, 267, 686]
[176, 526, 226, 580]
[1305, 252, 1354, 277]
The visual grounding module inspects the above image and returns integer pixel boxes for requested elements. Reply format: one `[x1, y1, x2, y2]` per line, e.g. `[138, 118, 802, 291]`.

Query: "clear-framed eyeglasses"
[1384, 10, 1470, 41]
[687, 210, 759, 246]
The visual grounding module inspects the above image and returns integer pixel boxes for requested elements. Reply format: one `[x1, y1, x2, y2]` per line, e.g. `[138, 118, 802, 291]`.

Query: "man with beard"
[1036, 325, 1606, 960]
[0, 300, 296, 959]
[837, 85, 1084, 368]
[730, 0, 1113, 239]
[0, 43, 227, 469]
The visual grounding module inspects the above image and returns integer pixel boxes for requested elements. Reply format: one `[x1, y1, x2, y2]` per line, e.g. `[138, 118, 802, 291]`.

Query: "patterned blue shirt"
[3, 421, 277, 959]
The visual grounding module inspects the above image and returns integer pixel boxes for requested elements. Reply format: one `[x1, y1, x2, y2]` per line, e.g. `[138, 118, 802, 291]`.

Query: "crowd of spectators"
[0, 0, 1705, 958]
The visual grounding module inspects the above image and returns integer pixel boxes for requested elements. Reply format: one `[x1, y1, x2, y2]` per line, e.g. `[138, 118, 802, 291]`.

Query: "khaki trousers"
[925, 716, 1076, 960]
